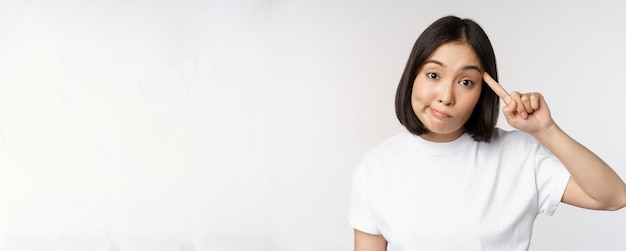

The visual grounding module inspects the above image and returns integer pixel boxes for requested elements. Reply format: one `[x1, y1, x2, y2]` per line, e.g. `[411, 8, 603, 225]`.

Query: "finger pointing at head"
[483, 72, 511, 104]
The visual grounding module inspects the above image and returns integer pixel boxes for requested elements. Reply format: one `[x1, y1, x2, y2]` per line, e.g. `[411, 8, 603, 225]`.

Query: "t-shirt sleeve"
[534, 143, 571, 216]
[347, 163, 381, 235]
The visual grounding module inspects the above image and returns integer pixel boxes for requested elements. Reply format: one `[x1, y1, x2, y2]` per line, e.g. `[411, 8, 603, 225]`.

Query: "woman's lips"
[430, 107, 451, 119]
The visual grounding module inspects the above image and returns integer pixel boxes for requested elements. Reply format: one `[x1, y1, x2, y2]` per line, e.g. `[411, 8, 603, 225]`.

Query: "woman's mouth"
[430, 107, 451, 119]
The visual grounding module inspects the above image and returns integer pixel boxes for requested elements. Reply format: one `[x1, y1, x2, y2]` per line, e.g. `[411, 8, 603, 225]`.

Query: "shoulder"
[353, 132, 410, 176]
[491, 128, 540, 148]
[359, 132, 412, 162]
[482, 128, 549, 163]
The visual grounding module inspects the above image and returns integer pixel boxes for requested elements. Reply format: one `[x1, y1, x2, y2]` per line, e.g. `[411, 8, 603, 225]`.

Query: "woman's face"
[411, 41, 483, 142]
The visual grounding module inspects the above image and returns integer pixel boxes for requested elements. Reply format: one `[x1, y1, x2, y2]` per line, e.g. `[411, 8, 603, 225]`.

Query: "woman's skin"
[410, 42, 483, 143]
[354, 41, 626, 250]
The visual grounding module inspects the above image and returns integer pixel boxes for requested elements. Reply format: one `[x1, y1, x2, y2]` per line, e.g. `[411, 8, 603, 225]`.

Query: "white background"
[1, 0, 625, 250]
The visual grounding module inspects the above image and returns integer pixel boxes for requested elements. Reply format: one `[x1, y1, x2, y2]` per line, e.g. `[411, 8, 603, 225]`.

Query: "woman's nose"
[438, 84, 455, 105]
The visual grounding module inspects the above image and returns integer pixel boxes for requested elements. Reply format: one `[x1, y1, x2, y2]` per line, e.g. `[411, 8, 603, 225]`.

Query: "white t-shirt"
[348, 128, 571, 250]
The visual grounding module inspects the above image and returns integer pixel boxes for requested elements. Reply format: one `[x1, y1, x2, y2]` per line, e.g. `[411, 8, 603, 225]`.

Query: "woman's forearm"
[533, 124, 626, 210]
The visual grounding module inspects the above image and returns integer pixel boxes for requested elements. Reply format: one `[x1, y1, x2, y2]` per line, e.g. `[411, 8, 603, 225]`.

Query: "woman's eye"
[459, 79, 473, 87]
[427, 72, 439, 79]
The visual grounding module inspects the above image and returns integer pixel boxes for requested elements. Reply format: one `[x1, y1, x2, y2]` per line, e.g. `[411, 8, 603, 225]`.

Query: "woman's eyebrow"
[463, 65, 482, 73]
[424, 60, 482, 73]
[424, 59, 444, 66]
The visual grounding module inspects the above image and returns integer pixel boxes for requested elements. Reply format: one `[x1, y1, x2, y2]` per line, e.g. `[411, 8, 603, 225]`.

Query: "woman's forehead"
[423, 42, 482, 71]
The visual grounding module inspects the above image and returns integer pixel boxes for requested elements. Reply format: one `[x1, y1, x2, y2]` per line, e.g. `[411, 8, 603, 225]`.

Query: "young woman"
[348, 16, 626, 250]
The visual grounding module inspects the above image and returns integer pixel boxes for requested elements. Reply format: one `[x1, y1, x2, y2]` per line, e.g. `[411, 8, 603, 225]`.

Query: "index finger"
[483, 72, 510, 103]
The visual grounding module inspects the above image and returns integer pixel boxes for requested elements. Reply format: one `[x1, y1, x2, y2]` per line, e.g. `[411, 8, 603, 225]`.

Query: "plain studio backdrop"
[1, 0, 625, 250]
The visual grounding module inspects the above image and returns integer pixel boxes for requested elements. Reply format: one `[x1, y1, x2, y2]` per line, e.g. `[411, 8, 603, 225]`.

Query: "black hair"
[395, 15, 499, 142]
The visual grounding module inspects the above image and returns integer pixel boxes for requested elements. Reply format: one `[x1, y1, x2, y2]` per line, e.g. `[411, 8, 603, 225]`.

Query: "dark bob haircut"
[395, 15, 500, 142]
